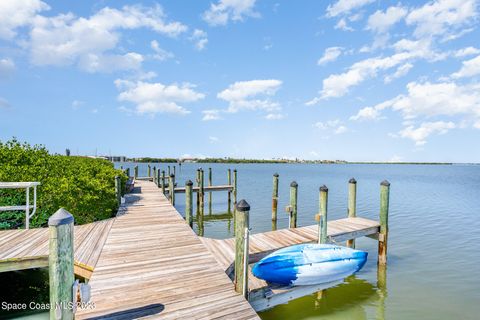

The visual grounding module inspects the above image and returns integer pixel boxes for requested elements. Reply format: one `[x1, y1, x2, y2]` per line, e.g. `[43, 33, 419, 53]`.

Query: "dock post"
[168, 165, 171, 176]
[169, 174, 175, 205]
[185, 180, 193, 227]
[134, 165, 138, 179]
[227, 169, 232, 213]
[233, 169, 238, 206]
[153, 167, 157, 184]
[148, 165, 151, 177]
[173, 165, 176, 177]
[125, 167, 130, 177]
[156, 169, 161, 188]
[196, 168, 201, 211]
[347, 178, 357, 248]
[272, 173, 279, 226]
[208, 168, 212, 215]
[234, 199, 250, 298]
[199, 169, 205, 214]
[161, 171, 165, 194]
[378, 180, 390, 265]
[48, 208, 74, 320]
[289, 181, 298, 228]
[318, 185, 328, 244]
[115, 175, 121, 206]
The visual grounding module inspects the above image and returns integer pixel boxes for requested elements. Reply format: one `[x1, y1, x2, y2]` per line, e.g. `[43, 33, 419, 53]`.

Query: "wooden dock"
[200, 217, 380, 311]
[0, 218, 114, 278]
[75, 180, 259, 319]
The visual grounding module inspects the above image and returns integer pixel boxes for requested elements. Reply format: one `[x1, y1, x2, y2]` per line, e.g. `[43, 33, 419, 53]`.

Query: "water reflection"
[260, 271, 387, 320]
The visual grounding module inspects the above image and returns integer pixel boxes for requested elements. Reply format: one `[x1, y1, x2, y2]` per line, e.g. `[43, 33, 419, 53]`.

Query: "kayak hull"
[252, 244, 368, 286]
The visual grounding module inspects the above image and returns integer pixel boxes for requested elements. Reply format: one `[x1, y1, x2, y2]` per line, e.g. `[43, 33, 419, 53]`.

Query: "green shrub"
[0, 139, 127, 229]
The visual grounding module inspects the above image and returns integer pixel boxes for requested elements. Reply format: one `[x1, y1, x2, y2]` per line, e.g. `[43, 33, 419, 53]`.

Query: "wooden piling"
[234, 199, 250, 298]
[48, 208, 74, 320]
[208, 168, 212, 215]
[156, 169, 161, 188]
[272, 173, 279, 223]
[173, 165, 176, 176]
[227, 169, 232, 213]
[185, 180, 193, 227]
[168, 165, 171, 176]
[318, 185, 328, 244]
[199, 169, 205, 214]
[233, 169, 238, 206]
[148, 165, 151, 177]
[115, 175, 121, 206]
[196, 168, 201, 211]
[134, 165, 138, 179]
[125, 167, 130, 177]
[289, 181, 298, 228]
[378, 180, 390, 265]
[161, 171, 165, 194]
[346, 178, 357, 248]
[169, 174, 175, 205]
[153, 167, 157, 184]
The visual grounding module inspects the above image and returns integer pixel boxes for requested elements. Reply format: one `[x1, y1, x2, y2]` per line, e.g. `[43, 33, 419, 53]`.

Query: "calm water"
[3, 163, 479, 319]
[119, 162, 480, 320]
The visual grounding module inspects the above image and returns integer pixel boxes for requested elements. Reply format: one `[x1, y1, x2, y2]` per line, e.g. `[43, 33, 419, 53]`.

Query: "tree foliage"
[0, 139, 127, 229]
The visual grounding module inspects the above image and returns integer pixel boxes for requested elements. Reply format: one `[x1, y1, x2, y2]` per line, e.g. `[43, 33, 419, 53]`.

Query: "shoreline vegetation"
[127, 157, 459, 165]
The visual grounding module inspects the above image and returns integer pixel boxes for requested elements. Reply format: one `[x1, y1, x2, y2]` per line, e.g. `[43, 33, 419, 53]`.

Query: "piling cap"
[48, 208, 74, 226]
[186, 180, 193, 186]
[170, 174, 175, 177]
[381, 180, 390, 187]
[320, 185, 328, 192]
[236, 199, 250, 212]
[290, 181, 298, 187]
[233, 169, 237, 172]
[273, 173, 279, 177]
[349, 178, 357, 184]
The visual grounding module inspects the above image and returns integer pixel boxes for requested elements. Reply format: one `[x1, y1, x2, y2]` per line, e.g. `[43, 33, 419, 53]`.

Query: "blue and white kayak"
[252, 244, 367, 286]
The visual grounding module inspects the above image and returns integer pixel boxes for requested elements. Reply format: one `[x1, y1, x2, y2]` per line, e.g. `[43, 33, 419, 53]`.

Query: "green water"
[2, 163, 479, 319]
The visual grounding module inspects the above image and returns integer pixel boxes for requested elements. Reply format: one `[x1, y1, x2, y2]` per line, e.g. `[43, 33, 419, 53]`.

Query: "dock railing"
[0, 182, 40, 229]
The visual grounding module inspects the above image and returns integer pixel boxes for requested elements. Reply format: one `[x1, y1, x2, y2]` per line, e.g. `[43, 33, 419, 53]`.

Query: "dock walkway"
[76, 180, 258, 319]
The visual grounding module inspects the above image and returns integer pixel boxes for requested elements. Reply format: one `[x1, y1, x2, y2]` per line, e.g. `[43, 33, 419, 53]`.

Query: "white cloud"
[367, 6, 407, 33]
[190, 29, 208, 51]
[326, 0, 375, 17]
[314, 119, 347, 134]
[451, 54, 480, 78]
[202, 109, 222, 121]
[0, 0, 49, 40]
[29, 5, 187, 72]
[218, 79, 282, 113]
[0, 58, 15, 79]
[384, 63, 413, 83]
[334, 18, 353, 31]
[115, 80, 205, 115]
[209, 136, 219, 143]
[71, 100, 84, 109]
[150, 40, 174, 61]
[398, 121, 455, 145]
[317, 47, 343, 65]
[454, 47, 480, 57]
[265, 113, 285, 120]
[406, 0, 478, 40]
[308, 38, 442, 103]
[203, 0, 259, 26]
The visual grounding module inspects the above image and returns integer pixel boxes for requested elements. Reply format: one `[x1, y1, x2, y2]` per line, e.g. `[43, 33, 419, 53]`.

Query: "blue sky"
[1, 0, 480, 162]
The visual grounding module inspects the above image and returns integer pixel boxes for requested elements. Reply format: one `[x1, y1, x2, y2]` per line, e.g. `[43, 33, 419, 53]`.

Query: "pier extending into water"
[0, 167, 390, 319]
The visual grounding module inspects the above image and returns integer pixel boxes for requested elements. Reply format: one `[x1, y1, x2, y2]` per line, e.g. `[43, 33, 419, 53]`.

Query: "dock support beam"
[115, 175, 121, 206]
[347, 178, 357, 248]
[272, 173, 279, 227]
[169, 174, 175, 205]
[235, 199, 250, 298]
[185, 180, 193, 228]
[49, 208, 74, 320]
[318, 185, 328, 244]
[289, 181, 298, 228]
[161, 171, 165, 194]
[378, 180, 390, 265]
[208, 168, 212, 214]
[233, 169, 237, 206]
[227, 169, 232, 213]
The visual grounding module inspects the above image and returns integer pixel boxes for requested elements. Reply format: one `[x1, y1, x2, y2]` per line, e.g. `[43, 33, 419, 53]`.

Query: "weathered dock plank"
[0, 218, 114, 277]
[76, 180, 258, 320]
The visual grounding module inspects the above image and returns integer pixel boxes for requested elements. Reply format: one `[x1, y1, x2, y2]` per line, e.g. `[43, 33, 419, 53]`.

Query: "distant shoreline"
[120, 158, 478, 165]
